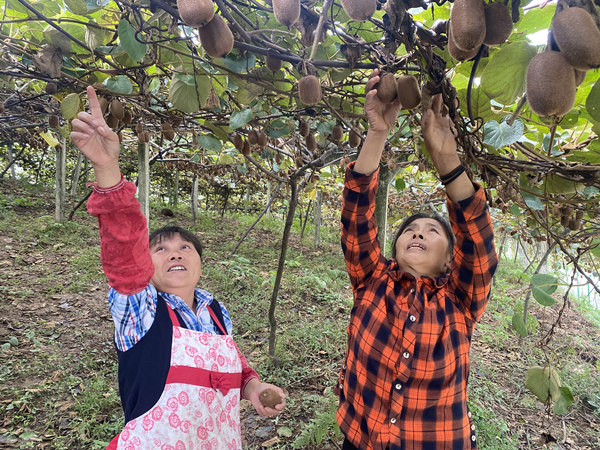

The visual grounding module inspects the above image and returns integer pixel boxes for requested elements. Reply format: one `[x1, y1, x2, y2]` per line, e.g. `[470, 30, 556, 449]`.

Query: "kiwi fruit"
[563, 205, 574, 216]
[299, 119, 310, 137]
[139, 130, 151, 143]
[106, 114, 119, 129]
[449, 0, 486, 52]
[387, 159, 397, 171]
[259, 388, 282, 409]
[298, 75, 322, 105]
[574, 69, 587, 86]
[396, 75, 421, 109]
[575, 210, 584, 221]
[552, 7, 600, 70]
[99, 97, 108, 115]
[199, 14, 234, 58]
[526, 51, 576, 117]
[248, 129, 259, 145]
[306, 133, 317, 151]
[483, 2, 512, 46]
[161, 122, 175, 140]
[233, 133, 244, 150]
[266, 55, 283, 72]
[177, 0, 215, 28]
[48, 114, 59, 128]
[568, 218, 581, 231]
[272, 0, 300, 27]
[117, 131, 123, 143]
[110, 100, 125, 120]
[348, 129, 361, 148]
[560, 215, 570, 227]
[257, 131, 268, 147]
[332, 125, 343, 142]
[135, 123, 143, 134]
[122, 109, 133, 125]
[45, 82, 58, 95]
[241, 139, 250, 155]
[340, 0, 377, 21]
[375, 72, 398, 104]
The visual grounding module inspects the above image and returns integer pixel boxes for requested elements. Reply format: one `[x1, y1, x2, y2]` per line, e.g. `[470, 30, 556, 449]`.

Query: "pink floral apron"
[107, 305, 242, 449]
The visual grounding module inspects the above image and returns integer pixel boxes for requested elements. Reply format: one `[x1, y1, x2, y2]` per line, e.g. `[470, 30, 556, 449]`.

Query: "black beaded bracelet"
[440, 164, 466, 186]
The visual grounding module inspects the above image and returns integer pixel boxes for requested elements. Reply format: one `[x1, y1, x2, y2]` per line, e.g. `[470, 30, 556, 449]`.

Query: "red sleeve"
[235, 344, 260, 399]
[340, 162, 388, 293]
[87, 177, 154, 295]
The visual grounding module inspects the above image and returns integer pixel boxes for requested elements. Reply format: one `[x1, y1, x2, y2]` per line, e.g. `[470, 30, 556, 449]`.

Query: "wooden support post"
[314, 190, 322, 248]
[137, 141, 150, 229]
[70, 152, 84, 197]
[55, 138, 66, 223]
[8, 143, 16, 179]
[192, 175, 199, 224]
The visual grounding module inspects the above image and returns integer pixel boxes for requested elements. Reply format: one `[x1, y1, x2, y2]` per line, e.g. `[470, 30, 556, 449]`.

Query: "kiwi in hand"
[375, 72, 398, 104]
[396, 75, 421, 109]
[259, 388, 283, 409]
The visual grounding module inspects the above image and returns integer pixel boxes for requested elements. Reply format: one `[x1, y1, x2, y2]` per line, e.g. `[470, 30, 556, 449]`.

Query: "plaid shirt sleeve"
[446, 183, 498, 322]
[341, 163, 388, 292]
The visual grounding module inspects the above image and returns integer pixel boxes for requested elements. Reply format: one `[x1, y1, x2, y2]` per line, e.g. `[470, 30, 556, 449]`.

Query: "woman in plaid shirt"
[337, 70, 498, 449]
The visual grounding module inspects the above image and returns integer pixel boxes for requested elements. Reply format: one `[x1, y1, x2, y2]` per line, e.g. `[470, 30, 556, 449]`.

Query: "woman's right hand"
[364, 68, 403, 133]
[70, 87, 121, 186]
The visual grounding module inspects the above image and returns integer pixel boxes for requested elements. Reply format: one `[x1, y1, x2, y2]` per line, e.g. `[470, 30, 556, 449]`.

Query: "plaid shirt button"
[471, 424, 475, 430]
[410, 288, 415, 294]
[390, 418, 396, 424]
[471, 435, 476, 441]
[409, 315, 416, 322]
[339, 384, 343, 389]
[468, 411, 472, 418]
[402, 351, 410, 359]
[395, 383, 402, 390]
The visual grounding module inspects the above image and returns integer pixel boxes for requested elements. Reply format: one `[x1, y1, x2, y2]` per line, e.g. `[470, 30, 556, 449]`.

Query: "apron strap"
[166, 303, 182, 327]
[166, 366, 242, 396]
[207, 305, 228, 335]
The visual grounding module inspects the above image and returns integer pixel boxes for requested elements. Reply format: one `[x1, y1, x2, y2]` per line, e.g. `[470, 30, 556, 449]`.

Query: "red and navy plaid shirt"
[337, 163, 498, 450]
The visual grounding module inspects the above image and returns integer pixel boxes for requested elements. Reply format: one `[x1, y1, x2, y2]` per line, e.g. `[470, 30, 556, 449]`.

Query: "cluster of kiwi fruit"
[177, 0, 233, 58]
[233, 128, 269, 155]
[375, 72, 422, 110]
[526, 6, 600, 117]
[297, 119, 317, 152]
[552, 204, 584, 231]
[447, 0, 512, 61]
[135, 123, 151, 144]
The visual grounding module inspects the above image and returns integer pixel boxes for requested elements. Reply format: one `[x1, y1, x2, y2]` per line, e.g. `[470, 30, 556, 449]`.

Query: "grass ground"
[0, 178, 599, 449]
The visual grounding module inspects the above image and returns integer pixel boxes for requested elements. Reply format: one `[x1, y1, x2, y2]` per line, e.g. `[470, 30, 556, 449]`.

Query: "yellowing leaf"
[40, 131, 60, 147]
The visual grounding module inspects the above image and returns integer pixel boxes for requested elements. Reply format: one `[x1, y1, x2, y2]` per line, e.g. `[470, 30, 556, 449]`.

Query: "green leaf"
[516, 4, 556, 34]
[480, 42, 536, 105]
[395, 177, 406, 191]
[483, 118, 524, 148]
[553, 387, 574, 415]
[457, 87, 495, 122]
[219, 153, 234, 164]
[521, 191, 545, 210]
[8, 336, 18, 347]
[532, 286, 557, 306]
[60, 92, 81, 119]
[526, 366, 561, 403]
[196, 134, 222, 151]
[531, 273, 558, 295]
[105, 75, 133, 94]
[223, 51, 257, 74]
[229, 109, 253, 130]
[278, 426, 293, 438]
[585, 80, 600, 123]
[85, 24, 108, 51]
[64, 0, 88, 15]
[169, 75, 211, 113]
[118, 19, 147, 63]
[543, 174, 579, 195]
[509, 204, 521, 215]
[591, 239, 600, 258]
[511, 312, 528, 337]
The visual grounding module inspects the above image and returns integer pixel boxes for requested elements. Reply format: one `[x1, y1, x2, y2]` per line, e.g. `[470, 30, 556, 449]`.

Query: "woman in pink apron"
[71, 87, 286, 449]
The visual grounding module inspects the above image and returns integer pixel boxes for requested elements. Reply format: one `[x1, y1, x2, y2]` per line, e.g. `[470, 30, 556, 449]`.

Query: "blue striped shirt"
[108, 285, 233, 352]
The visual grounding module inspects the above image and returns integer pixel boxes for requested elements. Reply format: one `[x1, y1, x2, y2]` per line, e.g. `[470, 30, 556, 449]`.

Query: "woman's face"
[394, 218, 451, 277]
[149, 233, 202, 294]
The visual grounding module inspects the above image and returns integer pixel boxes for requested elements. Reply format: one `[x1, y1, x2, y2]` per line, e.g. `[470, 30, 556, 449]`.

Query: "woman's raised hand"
[364, 68, 403, 133]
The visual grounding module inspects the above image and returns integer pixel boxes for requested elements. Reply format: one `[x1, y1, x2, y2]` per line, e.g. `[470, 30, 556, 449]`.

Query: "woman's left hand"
[245, 380, 286, 417]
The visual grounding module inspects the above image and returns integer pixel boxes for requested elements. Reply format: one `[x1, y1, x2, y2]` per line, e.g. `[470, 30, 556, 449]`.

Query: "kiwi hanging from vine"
[396, 75, 421, 109]
[177, 0, 215, 28]
[199, 14, 234, 58]
[449, 0, 486, 52]
[45, 82, 58, 95]
[306, 133, 317, 151]
[348, 129, 361, 148]
[272, 0, 300, 27]
[298, 119, 310, 137]
[248, 129, 259, 145]
[483, 2, 513, 46]
[375, 72, 397, 104]
[233, 133, 244, 150]
[332, 125, 344, 142]
[526, 51, 576, 117]
[340, 0, 377, 21]
[48, 114, 59, 128]
[110, 100, 124, 120]
[298, 75, 322, 105]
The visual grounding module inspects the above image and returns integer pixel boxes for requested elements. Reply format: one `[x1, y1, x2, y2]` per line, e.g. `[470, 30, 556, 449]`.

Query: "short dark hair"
[391, 212, 456, 261]
[149, 226, 203, 259]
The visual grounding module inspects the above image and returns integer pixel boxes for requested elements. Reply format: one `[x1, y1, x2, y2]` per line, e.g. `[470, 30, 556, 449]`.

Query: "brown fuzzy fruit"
[340, 0, 377, 21]
[248, 129, 259, 145]
[449, 0, 486, 52]
[574, 69, 587, 86]
[299, 120, 310, 137]
[568, 218, 581, 231]
[122, 109, 133, 125]
[266, 55, 282, 72]
[233, 133, 244, 150]
[306, 133, 317, 151]
[48, 114, 59, 128]
[177, 0, 215, 28]
[387, 159, 397, 171]
[448, 25, 479, 61]
[375, 72, 398, 104]
[106, 114, 119, 129]
[484, 2, 512, 46]
[99, 97, 108, 115]
[45, 82, 58, 95]
[272, 0, 300, 27]
[257, 131, 268, 147]
[348, 129, 361, 148]
[575, 210, 584, 221]
[553, 7, 600, 70]
[135, 123, 144, 134]
[199, 14, 234, 58]
[161, 123, 175, 141]
[259, 388, 283, 409]
[526, 51, 576, 117]
[142, 131, 151, 143]
[241, 139, 250, 155]
[110, 100, 124, 120]
[298, 75, 322, 105]
[332, 125, 344, 142]
[396, 75, 421, 110]
[560, 215, 570, 227]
